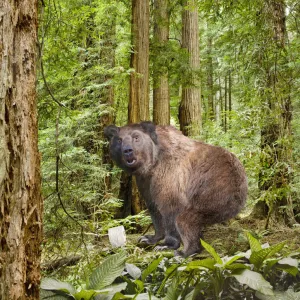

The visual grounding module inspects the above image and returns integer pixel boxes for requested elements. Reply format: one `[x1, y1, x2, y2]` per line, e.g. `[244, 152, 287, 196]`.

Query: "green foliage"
[40, 251, 127, 300]
[41, 233, 300, 299]
[38, 0, 300, 297]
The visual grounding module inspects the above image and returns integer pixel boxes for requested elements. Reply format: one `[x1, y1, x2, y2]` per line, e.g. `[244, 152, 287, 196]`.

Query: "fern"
[87, 251, 127, 290]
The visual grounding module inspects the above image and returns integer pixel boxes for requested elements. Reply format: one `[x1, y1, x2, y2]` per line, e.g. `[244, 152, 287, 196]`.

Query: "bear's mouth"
[126, 158, 137, 166]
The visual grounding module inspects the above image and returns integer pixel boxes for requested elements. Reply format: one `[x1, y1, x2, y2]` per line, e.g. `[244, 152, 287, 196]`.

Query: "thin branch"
[40, 57, 66, 107]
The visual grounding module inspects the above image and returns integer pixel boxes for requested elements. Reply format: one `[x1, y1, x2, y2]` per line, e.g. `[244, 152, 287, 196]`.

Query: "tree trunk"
[153, 0, 170, 125]
[255, 0, 296, 227]
[121, 0, 150, 217]
[179, 0, 201, 136]
[0, 0, 43, 299]
[129, 0, 150, 123]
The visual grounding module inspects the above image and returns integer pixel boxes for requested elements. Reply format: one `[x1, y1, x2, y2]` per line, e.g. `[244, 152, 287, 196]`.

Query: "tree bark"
[179, 0, 201, 136]
[153, 0, 170, 125]
[255, 0, 296, 227]
[121, 0, 150, 216]
[129, 0, 150, 123]
[0, 0, 43, 299]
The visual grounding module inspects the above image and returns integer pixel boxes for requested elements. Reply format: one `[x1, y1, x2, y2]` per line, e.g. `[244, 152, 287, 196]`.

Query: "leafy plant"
[40, 251, 127, 300]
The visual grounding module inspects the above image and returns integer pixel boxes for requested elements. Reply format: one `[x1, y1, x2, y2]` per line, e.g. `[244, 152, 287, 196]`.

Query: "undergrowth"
[40, 232, 300, 300]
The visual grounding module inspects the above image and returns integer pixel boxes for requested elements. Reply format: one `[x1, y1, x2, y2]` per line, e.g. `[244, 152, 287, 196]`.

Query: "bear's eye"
[117, 138, 122, 144]
[134, 136, 139, 142]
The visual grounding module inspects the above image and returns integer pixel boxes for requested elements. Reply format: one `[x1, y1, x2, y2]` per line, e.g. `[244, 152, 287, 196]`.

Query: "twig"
[40, 58, 66, 107]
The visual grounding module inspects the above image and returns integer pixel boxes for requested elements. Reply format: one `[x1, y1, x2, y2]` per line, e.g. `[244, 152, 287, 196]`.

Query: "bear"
[104, 121, 248, 257]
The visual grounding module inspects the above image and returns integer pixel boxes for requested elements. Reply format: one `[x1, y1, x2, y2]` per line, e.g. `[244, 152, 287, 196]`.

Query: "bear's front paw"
[154, 245, 169, 251]
[138, 234, 163, 245]
[138, 236, 151, 244]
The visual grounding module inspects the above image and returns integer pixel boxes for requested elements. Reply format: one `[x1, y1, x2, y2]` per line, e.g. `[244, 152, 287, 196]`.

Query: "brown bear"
[104, 121, 248, 257]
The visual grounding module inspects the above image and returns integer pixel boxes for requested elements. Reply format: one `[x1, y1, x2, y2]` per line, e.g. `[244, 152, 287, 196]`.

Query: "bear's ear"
[140, 121, 158, 144]
[104, 125, 119, 140]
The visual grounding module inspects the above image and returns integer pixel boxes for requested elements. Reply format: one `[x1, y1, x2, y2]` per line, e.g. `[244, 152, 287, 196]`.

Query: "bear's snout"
[122, 145, 136, 166]
[122, 145, 133, 156]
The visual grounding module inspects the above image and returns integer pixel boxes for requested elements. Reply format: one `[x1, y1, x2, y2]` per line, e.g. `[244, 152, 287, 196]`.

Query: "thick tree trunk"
[0, 0, 43, 299]
[255, 0, 296, 227]
[121, 0, 150, 216]
[153, 0, 170, 125]
[129, 0, 150, 123]
[179, 0, 201, 136]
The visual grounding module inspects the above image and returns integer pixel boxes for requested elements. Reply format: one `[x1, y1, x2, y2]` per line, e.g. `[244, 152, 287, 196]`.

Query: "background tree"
[129, 0, 150, 123]
[255, 0, 296, 226]
[35, 0, 300, 280]
[153, 0, 170, 125]
[119, 0, 151, 216]
[179, 0, 201, 136]
[0, 0, 42, 298]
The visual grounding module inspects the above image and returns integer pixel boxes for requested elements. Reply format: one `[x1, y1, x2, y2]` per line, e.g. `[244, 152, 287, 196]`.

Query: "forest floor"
[130, 219, 300, 258]
[42, 218, 300, 277]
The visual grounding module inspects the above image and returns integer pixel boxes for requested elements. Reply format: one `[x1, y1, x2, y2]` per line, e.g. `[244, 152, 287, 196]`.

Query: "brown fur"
[104, 122, 248, 257]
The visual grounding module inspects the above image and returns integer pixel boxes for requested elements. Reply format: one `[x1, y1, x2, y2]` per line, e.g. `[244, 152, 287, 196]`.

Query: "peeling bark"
[0, 0, 42, 299]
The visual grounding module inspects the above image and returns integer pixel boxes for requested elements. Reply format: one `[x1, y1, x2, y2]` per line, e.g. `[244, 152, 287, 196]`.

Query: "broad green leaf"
[74, 289, 96, 300]
[40, 289, 73, 300]
[184, 290, 194, 300]
[125, 263, 142, 279]
[41, 278, 76, 295]
[134, 293, 160, 299]
[141, 257, 164, 282]
[225, 263, 250, 270]
[276, 257, 299, 276]
[186, 258, 216, 270]
[276, 265, 299, 277]
[256, 289, 300, 300]
[246, 232, 262, 252]
[223, 254, 245, 267]
[111, 292, 132, 299]
[232, 269, 273, 296]
[278, 257, 298, 268]
[200, 239, 222, 264]
[250, 242, 285, 270]
[88, 251, 127, 290]
[94, 283, 129, 300]
[134, 279, 144, 292]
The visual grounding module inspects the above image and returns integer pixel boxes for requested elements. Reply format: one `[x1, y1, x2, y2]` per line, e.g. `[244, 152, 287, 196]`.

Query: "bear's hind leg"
[175, 209, 205, 257]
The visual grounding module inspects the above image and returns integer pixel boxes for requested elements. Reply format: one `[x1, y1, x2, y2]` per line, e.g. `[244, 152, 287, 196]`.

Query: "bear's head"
[104, 121, 158, 174]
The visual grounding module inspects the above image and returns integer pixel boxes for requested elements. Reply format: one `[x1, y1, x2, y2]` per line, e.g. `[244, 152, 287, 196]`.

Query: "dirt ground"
[131, 219, 300, 258]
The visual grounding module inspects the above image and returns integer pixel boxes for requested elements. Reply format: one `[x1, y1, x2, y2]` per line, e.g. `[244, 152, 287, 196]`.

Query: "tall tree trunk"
[121, 0, 150, 216]
[255, 0, 295, 227]
[0, 0, 43, 299]
[129, 0, 150, 123]
[153, 0, 170, 125]
[179, 0, 201, 136]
